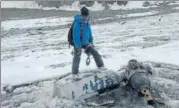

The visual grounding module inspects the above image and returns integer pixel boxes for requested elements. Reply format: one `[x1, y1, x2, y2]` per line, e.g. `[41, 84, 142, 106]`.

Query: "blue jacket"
[73, 14, 93, 48]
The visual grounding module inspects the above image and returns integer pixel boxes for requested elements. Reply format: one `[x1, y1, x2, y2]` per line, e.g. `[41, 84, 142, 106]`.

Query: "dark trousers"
[72, 45, 104, 74]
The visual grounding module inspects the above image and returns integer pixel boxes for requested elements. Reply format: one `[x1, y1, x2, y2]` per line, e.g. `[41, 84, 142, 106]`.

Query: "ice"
[2, 1, 174, 11]
[58, 1, 81, 11]
[1, 1, 104, 11]
[174, 7, 179, 9]
[2, 12, 179, 85]
[1, 3, 179, 108]
[117, 11, 158, 18]
[1, 17, 73, 31]
[1, 1, 41, 9]
[106, 1, 166, 10]
[87, 1, 105, 11]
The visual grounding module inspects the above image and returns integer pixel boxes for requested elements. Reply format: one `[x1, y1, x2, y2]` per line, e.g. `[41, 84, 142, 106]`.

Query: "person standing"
[72, 7, 105, 80]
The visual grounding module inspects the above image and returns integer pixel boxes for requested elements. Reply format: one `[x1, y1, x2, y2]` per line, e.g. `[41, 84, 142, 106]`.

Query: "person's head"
[80, 7, 89, 23]
[128, 59, 139, 69]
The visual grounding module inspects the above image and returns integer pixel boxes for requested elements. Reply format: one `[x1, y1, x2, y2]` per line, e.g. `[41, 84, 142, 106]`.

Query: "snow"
[1, 6, 179, 107]
[120, 1, 148, 10]
[58, 1, 105, 11]
[174, 7, 179, 9]
[131, 41, 179, 65]
[108, 1, 179, 10]
[108, 2, 121, 10]
[108, 1, 148, 10]
[1, 1, 42, 9]
[117, 11, 158, 18]
[96, 17, 113, 21]
[2, 1, 173, 11]
[101, 41, 179, 71]
[2, 11, 179, 85]
[86, 1, 105, 11]
[168, 1, 179, 5]
[1, 17, 73, 31]
[58, 1, 81, 11]
[1, 1, 104, 11]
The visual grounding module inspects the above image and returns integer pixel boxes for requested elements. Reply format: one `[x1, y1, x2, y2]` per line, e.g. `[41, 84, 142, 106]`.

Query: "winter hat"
[128, 59, 139, 69]
[80, 7, 89, 17]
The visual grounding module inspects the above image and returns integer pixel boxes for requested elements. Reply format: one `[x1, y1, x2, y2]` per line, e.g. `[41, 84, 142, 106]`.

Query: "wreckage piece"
[3, 73, 71, 93]
[52, 69, 120, 100]
[141, 88, 154, 105]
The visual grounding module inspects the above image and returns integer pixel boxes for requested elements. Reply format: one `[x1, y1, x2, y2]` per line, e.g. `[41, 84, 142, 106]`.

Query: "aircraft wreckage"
[3, 62, 179, 107]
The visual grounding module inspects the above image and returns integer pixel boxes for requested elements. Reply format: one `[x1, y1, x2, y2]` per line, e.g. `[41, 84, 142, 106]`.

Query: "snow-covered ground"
[1, 11, 179, 85]
[175, 7, 179, 9]
[1, 11, 159, 31]
[1, 1, 41, 9]
[117, 11, 158, 18]
[1, 4, 179, 108]
[2, 1, 178, 11]
[1, 17, 73, 31]
[109, 1, 149, 10]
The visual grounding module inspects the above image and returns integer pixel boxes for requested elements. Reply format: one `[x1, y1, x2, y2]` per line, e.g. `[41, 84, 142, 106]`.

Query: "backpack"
[68, 22, 75, 48]
[68, 22, 82, 48]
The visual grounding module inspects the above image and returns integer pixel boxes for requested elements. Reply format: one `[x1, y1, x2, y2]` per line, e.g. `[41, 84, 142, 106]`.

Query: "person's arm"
[118, 66, 129, 83]
[142, 62, 154, 75]
[123, 67, 130, 82]
[73, 23, 81, 48]
[145, 63, 154, 75]
[89, 24, 93, 43]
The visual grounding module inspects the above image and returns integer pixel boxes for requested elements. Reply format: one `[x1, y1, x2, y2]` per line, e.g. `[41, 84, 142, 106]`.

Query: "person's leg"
[85, 45, 104, 68]
[72, 48, 82, 75]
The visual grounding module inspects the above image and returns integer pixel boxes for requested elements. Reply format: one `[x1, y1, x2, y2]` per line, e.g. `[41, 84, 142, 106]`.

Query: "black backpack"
[68, 22, 83, 48]
[68, 22, 75, 48]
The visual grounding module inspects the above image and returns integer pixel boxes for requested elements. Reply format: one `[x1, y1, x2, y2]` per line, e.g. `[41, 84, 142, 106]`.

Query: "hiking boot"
[98, 66, 107, 71]
[72, 74, 82, 81]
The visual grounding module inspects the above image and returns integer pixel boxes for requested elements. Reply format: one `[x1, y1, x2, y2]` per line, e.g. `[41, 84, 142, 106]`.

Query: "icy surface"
[1, 62, 179, 108]
[1, 1, 104, 11]
[1, 12, 179, 85]
[1, 17, 73, 31]
[1, 3, 179, 108]
[117, 11, 158, 18]
[1, 1, 41, 9]
[2, 1, 178, 11]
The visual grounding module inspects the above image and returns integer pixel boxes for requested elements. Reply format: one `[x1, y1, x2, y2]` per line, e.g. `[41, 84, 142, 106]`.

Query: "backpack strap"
[69, 22, 75, 48]
[70, 22, 83, 48]
[79, 23, 83, 43]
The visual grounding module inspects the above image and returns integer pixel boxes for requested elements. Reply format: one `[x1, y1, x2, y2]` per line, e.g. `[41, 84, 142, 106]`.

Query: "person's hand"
[89, 42, 94, 47]
[75, 48, 82, 55]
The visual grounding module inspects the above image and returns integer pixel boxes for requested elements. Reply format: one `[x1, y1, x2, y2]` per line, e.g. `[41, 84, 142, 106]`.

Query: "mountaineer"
[68, 7, 105, 80]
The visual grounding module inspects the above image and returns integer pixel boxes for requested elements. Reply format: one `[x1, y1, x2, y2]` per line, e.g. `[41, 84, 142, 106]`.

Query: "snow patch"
[168, 1, 179, 5]
[87, 1, 105, 11]
[58, 1, 80, 11]
[1, 1, 104, 11]
[121, 1, 147, 10]
[108, 2, 122, 10]
[1, 12, 179, 85]
[167, 100, 179, 108]
[2, 1, 178, 11]
[1, 17, 73, 30]
[117, 11, 158, 18]
[1, 1, 42, 9]
[108, 1, 164, 10]
[96, 17, 113, 21]
[174, 7, 179, 9]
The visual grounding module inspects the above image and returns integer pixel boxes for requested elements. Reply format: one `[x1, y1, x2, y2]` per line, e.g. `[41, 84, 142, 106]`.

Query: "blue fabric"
[73, 14, 93, 48]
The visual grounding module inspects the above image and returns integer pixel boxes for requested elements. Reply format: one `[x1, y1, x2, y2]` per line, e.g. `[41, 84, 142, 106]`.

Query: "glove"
[89, 42, 94, 47]
[74, 48, 82, 55]
[84, 43, 93, 53]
